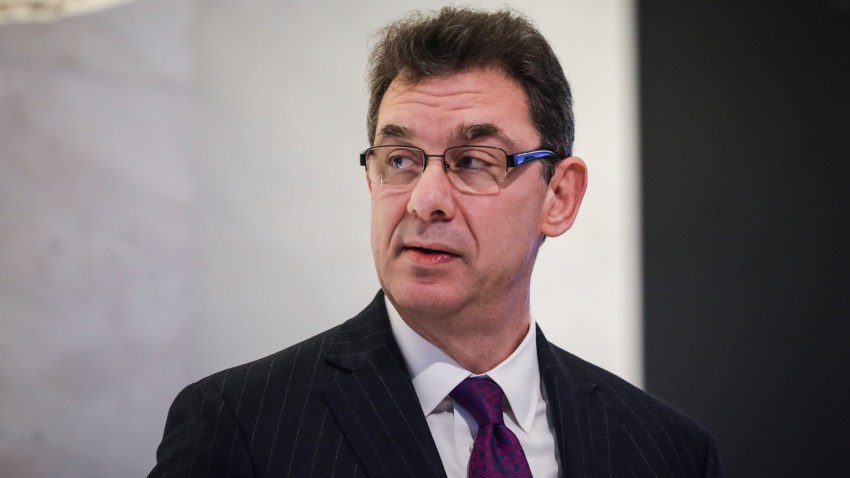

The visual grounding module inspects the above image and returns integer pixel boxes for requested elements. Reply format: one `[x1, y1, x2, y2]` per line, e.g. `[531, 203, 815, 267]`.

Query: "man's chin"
[384, 284, 467, 319]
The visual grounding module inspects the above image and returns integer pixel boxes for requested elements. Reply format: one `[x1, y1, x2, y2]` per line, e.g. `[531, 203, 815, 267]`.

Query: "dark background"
[639, 1, 850, 476]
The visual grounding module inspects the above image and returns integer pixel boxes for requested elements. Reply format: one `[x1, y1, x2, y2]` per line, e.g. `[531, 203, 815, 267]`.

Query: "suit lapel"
[322, 292, 447, 478]
[537, 327, 609, 478]
[322, 296, 622, 478]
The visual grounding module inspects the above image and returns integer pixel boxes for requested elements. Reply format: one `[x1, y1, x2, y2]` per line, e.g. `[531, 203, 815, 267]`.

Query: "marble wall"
[0, 1, 638, 475]
[0, 0, 194, 476]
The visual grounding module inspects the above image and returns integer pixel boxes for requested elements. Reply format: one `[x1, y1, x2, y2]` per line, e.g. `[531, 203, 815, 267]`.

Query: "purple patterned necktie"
[450, 377, 533, 478]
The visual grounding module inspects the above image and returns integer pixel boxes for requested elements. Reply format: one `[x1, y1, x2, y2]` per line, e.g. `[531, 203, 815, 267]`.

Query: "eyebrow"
[376, 124, 412, 143]
[375, 122, 518, 150]
[456, 123, 517, 150]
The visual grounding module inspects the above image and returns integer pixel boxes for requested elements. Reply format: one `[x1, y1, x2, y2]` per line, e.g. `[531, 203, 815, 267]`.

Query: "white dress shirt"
[385, 297, 560, 478]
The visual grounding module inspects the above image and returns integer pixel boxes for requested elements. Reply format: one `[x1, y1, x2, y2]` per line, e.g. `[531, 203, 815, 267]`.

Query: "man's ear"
[540, 156, 588, 238]
[366, 173, 373, 193]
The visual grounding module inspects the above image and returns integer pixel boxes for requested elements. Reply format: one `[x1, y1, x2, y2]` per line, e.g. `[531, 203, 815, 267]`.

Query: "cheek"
[474, 199, 542, 255]
[370, 193, 407, 252]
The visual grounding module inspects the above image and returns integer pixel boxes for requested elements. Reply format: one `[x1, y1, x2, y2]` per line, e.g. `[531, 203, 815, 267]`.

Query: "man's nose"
[406, 157, 456, 220]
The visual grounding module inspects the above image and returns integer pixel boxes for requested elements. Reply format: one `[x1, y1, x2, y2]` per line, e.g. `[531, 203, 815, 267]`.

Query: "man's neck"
[391, 298, 532, 374]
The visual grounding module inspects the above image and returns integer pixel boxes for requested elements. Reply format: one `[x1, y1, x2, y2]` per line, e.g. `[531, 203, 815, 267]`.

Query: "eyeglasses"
[359, 145, 560, 195]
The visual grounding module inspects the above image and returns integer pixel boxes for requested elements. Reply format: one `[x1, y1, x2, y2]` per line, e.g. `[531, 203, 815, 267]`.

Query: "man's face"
[369, 69, 570, 320]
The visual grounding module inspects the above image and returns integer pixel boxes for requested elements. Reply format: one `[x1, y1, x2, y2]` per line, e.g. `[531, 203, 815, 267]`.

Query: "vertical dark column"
[639, 2, 850, 475]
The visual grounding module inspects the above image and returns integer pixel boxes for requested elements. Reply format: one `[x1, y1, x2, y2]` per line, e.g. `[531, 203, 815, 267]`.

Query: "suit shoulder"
[183, 292, 388, 399]
[185, 322, 347, 400]
[546, 343, 715, 442]
[542, 343, 721, 475]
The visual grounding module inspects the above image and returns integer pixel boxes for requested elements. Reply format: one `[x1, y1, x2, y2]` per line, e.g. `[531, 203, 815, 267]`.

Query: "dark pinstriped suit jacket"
[149, 291, 720, 477]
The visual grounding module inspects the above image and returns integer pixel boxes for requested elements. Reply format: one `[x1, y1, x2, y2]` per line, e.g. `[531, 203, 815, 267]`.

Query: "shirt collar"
[385, 296, 541, 432]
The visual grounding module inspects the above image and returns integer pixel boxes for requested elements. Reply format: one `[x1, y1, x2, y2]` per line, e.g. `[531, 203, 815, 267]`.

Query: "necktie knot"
[450, 377, 532, 477]
[450, 377, 506, 426]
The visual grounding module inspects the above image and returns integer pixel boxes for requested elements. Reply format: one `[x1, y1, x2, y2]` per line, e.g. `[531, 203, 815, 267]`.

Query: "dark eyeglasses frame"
[359, 145, 561, 170]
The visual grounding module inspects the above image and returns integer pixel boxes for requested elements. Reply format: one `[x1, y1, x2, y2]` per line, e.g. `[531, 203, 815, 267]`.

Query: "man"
[150, 7, 720, 477]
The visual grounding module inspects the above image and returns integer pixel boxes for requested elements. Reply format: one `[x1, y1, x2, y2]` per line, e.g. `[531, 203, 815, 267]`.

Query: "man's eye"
[456, 155, 488, 170]
[449, 148, 502, 171]
[454, 149, 503, 170]
[387, 153, 418, 169]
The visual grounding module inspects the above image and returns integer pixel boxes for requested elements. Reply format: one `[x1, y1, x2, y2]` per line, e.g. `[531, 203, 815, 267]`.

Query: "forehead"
[375, 69, 537, 148]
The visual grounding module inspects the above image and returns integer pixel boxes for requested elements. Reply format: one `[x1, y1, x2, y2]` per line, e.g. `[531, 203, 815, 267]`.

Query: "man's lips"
[400, 243, 462, 264]
[402, 243, 461, 256]
[406, 247, 456, 256]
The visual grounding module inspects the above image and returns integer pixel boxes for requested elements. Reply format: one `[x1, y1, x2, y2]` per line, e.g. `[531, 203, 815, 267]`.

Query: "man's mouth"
[402, 245, 461, 264]
[404, 244, 460, 255]
[407, 246, 451, 254]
